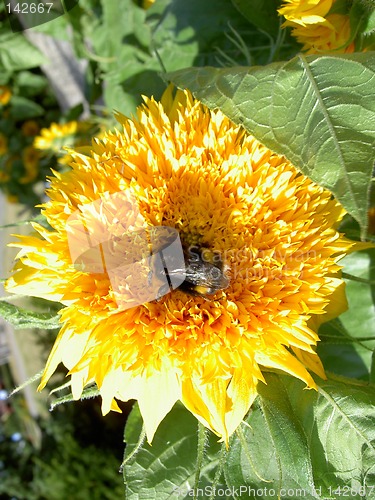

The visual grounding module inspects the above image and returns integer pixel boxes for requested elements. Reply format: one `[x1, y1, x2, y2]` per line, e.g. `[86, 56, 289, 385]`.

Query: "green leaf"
[32, 6, 71, 39]
[318, 318, 373, 380]
[62, 2, 89, 58]
[168, 52, 375, 236]
[0, 301, 60, 330]
[0, 31, 45, 71]
[0, 71, 11, 86]
[9, 96, 44, 119]
[16, 71, 47, 96]
[365, 10, 375, 34]
[91, 0, 163, 113]
[350, 0, 375, 37]
[231, 0, 281, 36]
[327, 0, 349, 15]
[341, 250, 375, 335]
[225, 373, 375, 498]
[123, 403, 224, 499]
[318, 249, 375, 380]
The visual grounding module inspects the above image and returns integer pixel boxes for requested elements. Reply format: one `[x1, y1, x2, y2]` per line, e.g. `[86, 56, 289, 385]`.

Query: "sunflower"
[278, 0, 333, 27]
[6, 87, 355, 444]
[34, 120, 98, 166]
[291, 13, 354, 53]
[278, 0, 354, 53]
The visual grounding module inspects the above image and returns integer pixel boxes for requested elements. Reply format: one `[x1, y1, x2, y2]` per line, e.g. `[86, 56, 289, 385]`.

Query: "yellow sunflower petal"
[278, 0, 333, 26]
[224, 368, 259, 438]
[136, 368, 181, 443]
[291, 347, 326, 380]
[182, 375, 229, 441]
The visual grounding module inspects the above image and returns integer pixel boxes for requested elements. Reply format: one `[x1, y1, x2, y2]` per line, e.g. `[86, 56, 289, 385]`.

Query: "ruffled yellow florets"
[6, 87, 355, 444]
[278, 0, 355, 53]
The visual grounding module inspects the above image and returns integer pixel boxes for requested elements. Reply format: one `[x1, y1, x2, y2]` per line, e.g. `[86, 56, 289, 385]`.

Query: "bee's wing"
[165, 267, 187, 281]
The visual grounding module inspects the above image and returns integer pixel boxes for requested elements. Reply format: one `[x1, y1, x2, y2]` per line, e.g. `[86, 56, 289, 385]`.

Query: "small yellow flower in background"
[34, 120, 98, 166]
[20, 146, 40, 184]
[278, 0, 332, 26]
[21, 120, 40, 137]
[278, 0, 354, 53]
[292, 13, 354, 53]
[0, 132, 8, 156]
[0, 86, 11, 106]
[34, 121, 78, 153]
[6, 88, 356, 444]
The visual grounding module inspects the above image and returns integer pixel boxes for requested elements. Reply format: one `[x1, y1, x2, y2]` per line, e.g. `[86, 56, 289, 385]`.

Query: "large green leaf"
[123, 373, 375, 498]
[168, 53, 375, 235]
[123, 403, 223, 499]
[0, 301, 60, 330]
[225, 373, 375, 499]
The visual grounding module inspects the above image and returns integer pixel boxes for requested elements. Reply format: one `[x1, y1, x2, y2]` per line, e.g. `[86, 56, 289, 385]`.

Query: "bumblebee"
[179, 246, 229, 297]
[155, 245, 229, 299]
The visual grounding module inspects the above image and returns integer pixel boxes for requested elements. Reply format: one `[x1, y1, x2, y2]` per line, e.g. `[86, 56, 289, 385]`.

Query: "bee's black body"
[157, 245, 229, 299]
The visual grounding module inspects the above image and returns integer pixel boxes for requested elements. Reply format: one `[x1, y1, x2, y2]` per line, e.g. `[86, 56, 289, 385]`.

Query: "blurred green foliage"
[0, 362, 127, 500]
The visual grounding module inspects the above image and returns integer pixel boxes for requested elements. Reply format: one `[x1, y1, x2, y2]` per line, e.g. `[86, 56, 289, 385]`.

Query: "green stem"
[193, 422, 206, 500]
[342, 272, 375, 285]
[208, 443, 227, 500]
[120, 425, 146, 473]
